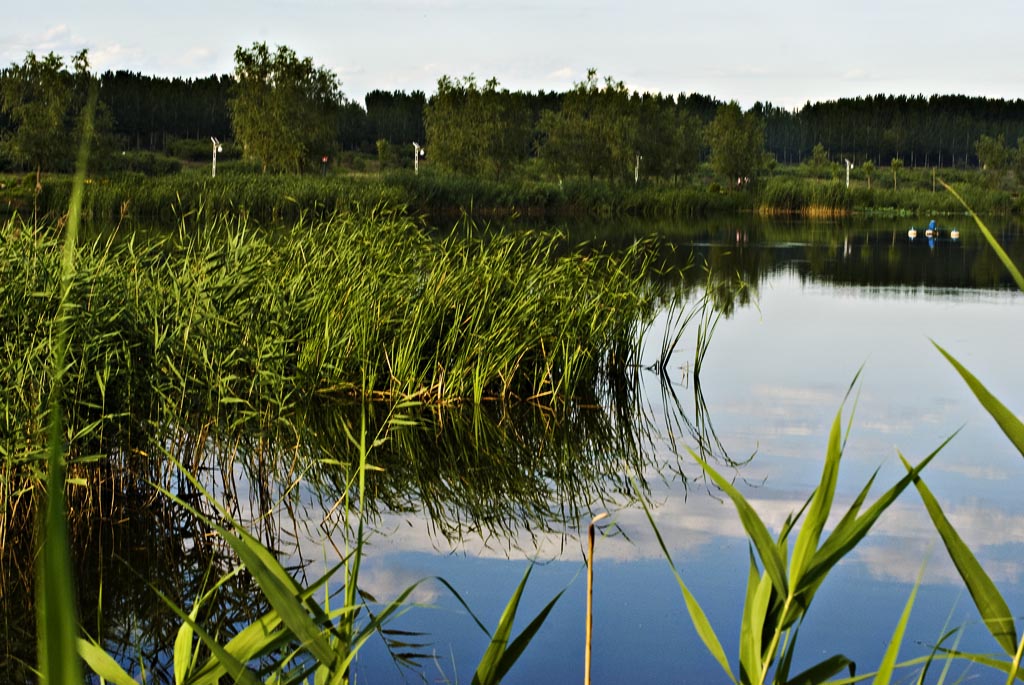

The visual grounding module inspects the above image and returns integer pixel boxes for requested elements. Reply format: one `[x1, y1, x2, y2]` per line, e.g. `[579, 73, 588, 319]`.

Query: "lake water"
[339, 217, 1024, 683]
[4, 215, 1023, 684]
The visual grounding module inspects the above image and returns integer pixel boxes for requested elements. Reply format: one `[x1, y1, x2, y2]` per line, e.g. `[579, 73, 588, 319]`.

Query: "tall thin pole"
[585, 513, 608, 685]
[211, 137, 220, 179]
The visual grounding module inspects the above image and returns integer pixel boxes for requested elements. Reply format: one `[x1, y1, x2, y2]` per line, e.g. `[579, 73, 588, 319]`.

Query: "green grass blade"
[933, 342, 1024, 458]
[37, 83, 98, 685]
[1007, 634, 1024, 685]
[213, 525, 338, 668]
[339, 581, 424, 677]
[472, 564, 532, 685]
[149, 585, 263, 685]
[77, 639, 140, 685]
[743, 560, 773, 684]
[153, 476, 339, 668]
[174, 599, 201, 685]
[790, 408, 843, 586]
[433, 576, 492, 637]
[638, 482, 737, 683]
[492, 587, 566, 683]
[940, 181, 1024, 291]
[900, 455, 1018, 656]
[873, 561, 924, 684]
[928, 647, 1024, 681]
[693, 451, 789, 598]
[187, 612, 287, 685]
[798, 438, 948, 603]
[783, 654, 856, 685]
[739, 549, 764, 684]
[188, 563, 346, 685]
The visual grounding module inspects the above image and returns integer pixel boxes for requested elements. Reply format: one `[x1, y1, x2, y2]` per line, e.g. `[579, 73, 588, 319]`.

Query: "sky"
[4, 0, 1024, 111]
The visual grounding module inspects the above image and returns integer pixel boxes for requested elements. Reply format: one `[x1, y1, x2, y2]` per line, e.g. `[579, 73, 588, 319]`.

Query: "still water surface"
[6, 216, 1021, 684]
[341, 218, 1024, 683]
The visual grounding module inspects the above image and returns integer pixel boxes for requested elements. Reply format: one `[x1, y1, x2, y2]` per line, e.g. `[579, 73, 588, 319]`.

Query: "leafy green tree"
[890, 157, 904, 190]
[807, 143, 829, 177]
[1014, 138, 1024, 185]
[0, 50, 97, 178]
[633, 94, 701, 182]
[861, 159, 875, 189]
[538, 69, 636, 181]
[423, 76, 532, 179]
[365, 89, 425, 146]
[229, 42, 344, 173]
[705, 101, 766, 186]
[975, 133, 1007, 171]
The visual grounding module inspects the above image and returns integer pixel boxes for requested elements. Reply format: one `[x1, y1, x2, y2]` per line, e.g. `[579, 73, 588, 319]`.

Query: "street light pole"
[211, 137, 222, 178]
[413, 142, 422, 175]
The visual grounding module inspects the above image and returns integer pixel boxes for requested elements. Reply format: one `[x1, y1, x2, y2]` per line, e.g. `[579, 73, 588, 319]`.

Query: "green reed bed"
[27, 170, 407, 224]
[20, 169, 755, 225]
[754, 175, 1024, 217]
[0, 207, 670, 497]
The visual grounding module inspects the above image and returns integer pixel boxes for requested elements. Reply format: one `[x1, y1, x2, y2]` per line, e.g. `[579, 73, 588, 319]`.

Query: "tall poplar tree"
[538, 70, 636, 181]
[1, 50, 98, 178]
[424, 76, 532, 179]
[229, 42, 344, 173]
[705, 101, 766, 185]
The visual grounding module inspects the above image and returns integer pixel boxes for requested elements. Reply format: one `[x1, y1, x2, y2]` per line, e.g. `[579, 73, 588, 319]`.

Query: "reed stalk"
[584, 512, 609, 685]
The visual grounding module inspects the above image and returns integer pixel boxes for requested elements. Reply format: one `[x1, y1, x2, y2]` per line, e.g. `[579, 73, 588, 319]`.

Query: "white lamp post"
[413, 142, 422, 175]
[844, 158, 853, 188]
[211, 137, 223, 178]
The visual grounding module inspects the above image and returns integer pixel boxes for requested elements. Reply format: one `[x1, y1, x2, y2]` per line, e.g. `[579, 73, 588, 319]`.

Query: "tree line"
[3, 43, 1024, 180]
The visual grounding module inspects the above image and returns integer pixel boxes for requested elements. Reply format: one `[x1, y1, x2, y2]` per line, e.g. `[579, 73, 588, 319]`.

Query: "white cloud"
[41, 24, 70, 43]
[547, 66, 574, 80]
[90, 43, 134, 71]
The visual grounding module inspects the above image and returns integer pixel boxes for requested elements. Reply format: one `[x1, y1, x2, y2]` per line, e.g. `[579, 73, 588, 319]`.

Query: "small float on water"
[909, 219, 959, 241]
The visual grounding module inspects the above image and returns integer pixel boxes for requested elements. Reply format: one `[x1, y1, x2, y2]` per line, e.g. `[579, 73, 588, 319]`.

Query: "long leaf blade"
[694, 451, 789, 598]
[790, 408, 844, 587]
[933, 342, 1024, 458]
[900, 455, 1018, 656]
[872, 561, 923, 685]
[472, 565, 532, 685]
[638, 484, 737, 683]
[940, 181, 1024, 291]
[77, 639, 139, 685]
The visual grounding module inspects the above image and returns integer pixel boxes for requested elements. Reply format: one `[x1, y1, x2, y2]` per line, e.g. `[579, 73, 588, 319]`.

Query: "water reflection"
[0, 368, 738, 682]
[3, 217, 1023, 683]
[0, 470, 268, 684]
[570, 215, 1023, 292]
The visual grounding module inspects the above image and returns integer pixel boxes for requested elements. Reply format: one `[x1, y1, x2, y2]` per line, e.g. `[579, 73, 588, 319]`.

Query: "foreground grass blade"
[940, 181, 1024, 291]
[789, 408, 843, 588]
[783, 654, 855, 685]
[157, 482, 339, 670]
[692, 451, 789, 599]
[873, 561, 924, 685]
[933, 342, 1024, 458]
[638, 484, 737, 683]
[471, 564, 564, 685]
[77, 639, 139, 685]
[900, 455, 1018, 657]
[38, 84, 98, 685]
[149, 585, 263, 685]
[797, 438, 949, 604]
